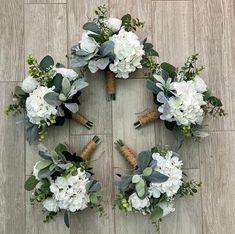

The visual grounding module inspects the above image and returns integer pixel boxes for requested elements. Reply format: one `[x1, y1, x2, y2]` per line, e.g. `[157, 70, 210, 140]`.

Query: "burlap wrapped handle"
[115, 140, 137, 168]
[105, 70, 116, 101]
[72, 112, 93, 129]
[80, 136, 100, 161]
[134, 108, 160, 129]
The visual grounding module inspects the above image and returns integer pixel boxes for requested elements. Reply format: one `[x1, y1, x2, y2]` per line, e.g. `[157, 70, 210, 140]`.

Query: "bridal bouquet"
[25, 136, 103, 228]
[114, 140, 200, 229]
[71, 5, 158, 100]
[134, 54, 226, 139]
[6, 55, 93, 144]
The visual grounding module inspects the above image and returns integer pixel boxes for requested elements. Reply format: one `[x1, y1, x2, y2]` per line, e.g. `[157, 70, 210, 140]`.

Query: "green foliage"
[179, 125, 193, 138]
[24, 175, 39, 191]
[64, 210, 70, 228]
[177, 180, 201, 197]
[204, 95, 226, 117]
[43, 212, 57, 223]
[39, 55, 54, 71]
[83, 22, 101, 34]
[121, 14, 144, 31]
[150, 206, 163, 221]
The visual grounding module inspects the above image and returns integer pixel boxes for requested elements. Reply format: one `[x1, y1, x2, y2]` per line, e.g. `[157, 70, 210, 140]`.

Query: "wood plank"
[112, 79, 156, 234]
[70, 135, 115, 234]
[25, 0, 66, 3]
[160, 169, 202, 234]
[200, 132, 235, 234]
[24, 4, 70, 234]
[0, 0, 24, 81]
[152, 1, 194, 67]
[0, 83, 25, 234]
[194, 0, 235, 131]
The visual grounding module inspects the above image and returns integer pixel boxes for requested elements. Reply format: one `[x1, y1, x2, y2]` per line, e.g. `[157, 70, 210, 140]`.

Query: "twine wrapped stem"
[105, 70, 116, 101]
[115, 140, 137, 169]
[80, 136, 100, 161]
[134, 108, 160, 129]
[72, 112, 93, 129]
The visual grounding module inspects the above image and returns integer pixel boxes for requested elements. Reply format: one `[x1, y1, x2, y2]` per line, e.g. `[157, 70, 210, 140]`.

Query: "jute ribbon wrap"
[105, 70, 116, 95]
[119, 145, 137, 169]
[80, 139, 97, 161]
[138, 109, 160, 126]
[72, 112, 88, 126]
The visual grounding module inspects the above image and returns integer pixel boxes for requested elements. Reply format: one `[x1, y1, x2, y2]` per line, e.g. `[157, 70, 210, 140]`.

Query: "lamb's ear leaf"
[135, 178, 146, 198]
[137, 151, 152, 171]
[39, 55, 54, 71]
[64, 103, 79, 113]
[55, 143, 67, 154]
[62, 77, 71, 96]
[35, 160, 53, 170]
[64, 210, 70, 228]
[24, 175, 39, 191]
[44, 92, 61, 107]
[146, 79, 161, 94]
[83, 22, 100, 34]
[144, 171, 168, 183]
[150, 206, 163, 221]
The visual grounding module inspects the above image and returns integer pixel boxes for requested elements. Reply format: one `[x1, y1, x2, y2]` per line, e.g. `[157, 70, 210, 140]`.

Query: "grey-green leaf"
[64, 103, 79, 113]
[135, 178, 146, 198]
[39, 55, 54, 71]
[64, 210, 70, 228]
[137, 151, 152, 171]
[144, 171, 168, 183]
[100, 41, 114, 57]
[83, 22, 100, 34]
[36, 160, 53, 170]
[132, 175, 141, 184]
[44, 92, 61, 107]
[62, 77, 71, 96]
[26, 125, 39, 145]
[143, 167, 153, 177]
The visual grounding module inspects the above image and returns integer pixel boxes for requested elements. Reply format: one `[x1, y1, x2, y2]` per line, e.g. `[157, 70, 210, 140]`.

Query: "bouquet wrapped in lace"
[134, 54, 226, 139]
[71, 5, 158, 101]
[114, 140, 200, 229]
[24, 136, 103, 228]
[6, 55, 93, 144]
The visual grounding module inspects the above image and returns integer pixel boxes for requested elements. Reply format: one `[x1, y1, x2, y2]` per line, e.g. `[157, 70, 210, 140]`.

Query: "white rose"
[43, 198, 59, 212]
[128, 193, 150, 210]
[193, 75, 207, 93]
[53, 67, 78, 81]
[80, 32, 99, 54]
[158, 202, 175, 217]
[21, 76, 39, 93]
[105, 17, 122, 32]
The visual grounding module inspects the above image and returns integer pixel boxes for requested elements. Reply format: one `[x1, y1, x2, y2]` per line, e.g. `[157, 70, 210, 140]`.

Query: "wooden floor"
[0, 0, 234, 233]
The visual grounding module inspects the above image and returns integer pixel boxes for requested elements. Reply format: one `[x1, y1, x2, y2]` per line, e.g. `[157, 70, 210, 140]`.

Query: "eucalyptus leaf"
[135, 178, 146, 198]
[71, 57, 88, 68]
[62, 77, 71, 96]
[15, 86, 26, 97]
[64, 103, 79, 113]
[36, 160, 53, 170]
[146, 79, 162, 94]
[150, 206, 163, 221]
[39, 55, 54, 71]
[83, 22, 100, 34]
[24, 175, 39, 191]
[96, 58, 110, 70]
[100, 41, 114, 57]
[53, 74, 63, 92]
[88, 60, 99, 73]
[44, 92, 61, 107]
[68, 79, 88, 98]
[87, 181, 101, 192]
[114, 175, 132, 191]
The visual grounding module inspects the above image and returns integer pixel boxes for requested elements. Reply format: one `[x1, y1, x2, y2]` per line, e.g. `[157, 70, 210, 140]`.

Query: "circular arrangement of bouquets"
[114, 140, 201, 229]
[71, 5, 158, 100]
[24, 136, 103, 228]
[134, 54, 226, 140]
[6, 55, 93, 144]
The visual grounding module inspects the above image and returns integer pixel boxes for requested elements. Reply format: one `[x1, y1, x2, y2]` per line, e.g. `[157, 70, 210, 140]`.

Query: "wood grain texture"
[112, 79, 156, 234]
[200, 132, 235, 234]
[152, 1, 194, 67]
[194, 0, 235, 131]
[0, 0, 24, 81]
[70, 135, 115, 234]
[0, 83, 25, 234]
[24, 4, 69, 234]
[160, 169, 202, 234]
[25, 0, 66, 3]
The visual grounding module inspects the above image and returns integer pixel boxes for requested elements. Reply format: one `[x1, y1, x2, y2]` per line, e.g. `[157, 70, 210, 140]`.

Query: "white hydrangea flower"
[158, 80, 206, 126]
[128, 193, 150, 210]
[193, 75, 207, 93]
[158, 202, 175, 217]
[80, 32, 99, 54]
[49, 168, 90, 212]
[21, 76, 39, 93]
[149, 151, 183, 198]
[104, 17, 122, 32]
[109, 29, 145, 78]
[26, 86, 57, 125]
[43, 198, 59, 212]
[53, 67, 78, 81]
